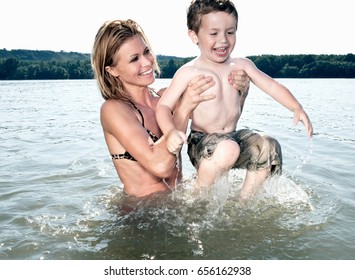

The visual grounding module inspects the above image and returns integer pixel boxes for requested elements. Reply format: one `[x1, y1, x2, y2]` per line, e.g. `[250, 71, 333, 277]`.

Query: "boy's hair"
[91, 19, 160, 101]
[187, 0, 238, 33]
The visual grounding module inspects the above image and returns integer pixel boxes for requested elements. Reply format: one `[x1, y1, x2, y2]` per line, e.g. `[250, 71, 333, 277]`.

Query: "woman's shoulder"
[101, 99, 130, 116]
[101, 98, 127, 108]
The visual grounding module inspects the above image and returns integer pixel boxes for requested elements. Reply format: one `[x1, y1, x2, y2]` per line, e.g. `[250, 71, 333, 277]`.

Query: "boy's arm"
[241, 58, 313, 137]
[240, 58, 299, 109]
[156, 67, 192, 136]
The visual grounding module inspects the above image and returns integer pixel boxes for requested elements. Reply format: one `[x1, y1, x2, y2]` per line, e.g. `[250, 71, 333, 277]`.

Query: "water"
[0, 79, 354, 260]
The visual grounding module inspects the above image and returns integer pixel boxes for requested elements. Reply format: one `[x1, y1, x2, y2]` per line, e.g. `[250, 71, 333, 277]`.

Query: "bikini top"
[111, 100, 159, 161]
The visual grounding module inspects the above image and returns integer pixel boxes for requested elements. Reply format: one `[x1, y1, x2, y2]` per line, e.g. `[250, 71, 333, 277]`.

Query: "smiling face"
[189, 11, 237, 63]
[105, 34, 156, 88]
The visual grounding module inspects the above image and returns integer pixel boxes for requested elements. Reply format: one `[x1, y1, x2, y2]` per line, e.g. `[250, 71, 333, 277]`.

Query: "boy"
[156, 0, 313, 201]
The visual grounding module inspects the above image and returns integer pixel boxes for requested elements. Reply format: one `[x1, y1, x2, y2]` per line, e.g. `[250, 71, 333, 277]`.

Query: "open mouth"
[139, 68, 153, 76]
[214, 47, 228, 56]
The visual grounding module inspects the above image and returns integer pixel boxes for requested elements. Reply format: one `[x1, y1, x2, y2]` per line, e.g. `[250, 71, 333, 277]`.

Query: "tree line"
[0, 49, 354, 80]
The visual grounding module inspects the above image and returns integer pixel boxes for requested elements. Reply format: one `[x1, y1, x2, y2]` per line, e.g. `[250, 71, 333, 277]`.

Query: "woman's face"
[107, 34, 156, 87]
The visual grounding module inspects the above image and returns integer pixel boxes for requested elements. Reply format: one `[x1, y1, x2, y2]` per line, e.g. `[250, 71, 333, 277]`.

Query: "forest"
[1, 49, 355, 80]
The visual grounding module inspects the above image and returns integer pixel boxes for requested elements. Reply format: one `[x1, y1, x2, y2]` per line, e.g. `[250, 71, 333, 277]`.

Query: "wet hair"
[187, 0, 238, 34]
[91, 19, 160, 101]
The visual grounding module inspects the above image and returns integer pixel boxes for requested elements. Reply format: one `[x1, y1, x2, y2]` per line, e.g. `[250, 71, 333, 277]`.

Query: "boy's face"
[190, 11, 237, 63]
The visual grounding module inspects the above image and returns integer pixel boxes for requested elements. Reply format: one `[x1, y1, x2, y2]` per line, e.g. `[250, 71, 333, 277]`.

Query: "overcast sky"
[1, 0, 354, 57]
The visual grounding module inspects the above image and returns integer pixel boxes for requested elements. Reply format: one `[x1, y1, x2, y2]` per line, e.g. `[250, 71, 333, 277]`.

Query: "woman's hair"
[91, 19, 160, 101]
[187, 0, 238, 34]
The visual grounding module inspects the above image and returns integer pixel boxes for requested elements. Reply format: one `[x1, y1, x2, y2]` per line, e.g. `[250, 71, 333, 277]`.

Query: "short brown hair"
[187, 0, 238, 34]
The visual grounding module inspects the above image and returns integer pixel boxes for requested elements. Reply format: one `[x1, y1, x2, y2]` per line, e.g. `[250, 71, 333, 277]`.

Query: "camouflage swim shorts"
[187, 129, 282, 175]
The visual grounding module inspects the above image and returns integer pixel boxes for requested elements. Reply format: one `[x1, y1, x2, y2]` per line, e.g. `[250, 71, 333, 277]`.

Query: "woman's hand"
[172, 74, 216, 136]
[178, 75, 216, 114]
[228, 70, 250, 112]
[228, 70, 250, 95]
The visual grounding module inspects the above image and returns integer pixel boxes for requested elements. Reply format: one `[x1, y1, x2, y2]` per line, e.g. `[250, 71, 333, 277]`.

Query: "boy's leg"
[237, 168, 269, 201]
[232, 129, 282, 201]
[195, 139, 240, 188]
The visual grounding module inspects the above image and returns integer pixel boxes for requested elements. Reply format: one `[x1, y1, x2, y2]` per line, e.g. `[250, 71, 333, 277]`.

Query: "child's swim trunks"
[187, 128, 282, 175]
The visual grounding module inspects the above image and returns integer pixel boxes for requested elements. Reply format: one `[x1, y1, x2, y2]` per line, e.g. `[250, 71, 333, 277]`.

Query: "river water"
[0, 78, 354, 260]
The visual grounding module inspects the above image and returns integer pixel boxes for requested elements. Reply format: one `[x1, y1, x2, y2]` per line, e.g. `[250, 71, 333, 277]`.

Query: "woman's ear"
[105, 66, 119, 77]
[188, 30, 199, 45]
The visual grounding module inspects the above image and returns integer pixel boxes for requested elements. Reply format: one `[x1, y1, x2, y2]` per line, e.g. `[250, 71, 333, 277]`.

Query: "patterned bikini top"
[111, 100, 159, 161]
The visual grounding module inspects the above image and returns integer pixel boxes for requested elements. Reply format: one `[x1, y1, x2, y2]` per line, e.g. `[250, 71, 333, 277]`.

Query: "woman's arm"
[101, 100, 177, 178]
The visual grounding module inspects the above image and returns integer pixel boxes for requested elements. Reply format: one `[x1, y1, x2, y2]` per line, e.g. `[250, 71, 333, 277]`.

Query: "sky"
[1, 0, 354, 58]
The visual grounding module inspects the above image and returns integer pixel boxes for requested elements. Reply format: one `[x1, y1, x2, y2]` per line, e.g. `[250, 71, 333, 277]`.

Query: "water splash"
[63, 171, 331, 259]
[261, 175, 314, 210]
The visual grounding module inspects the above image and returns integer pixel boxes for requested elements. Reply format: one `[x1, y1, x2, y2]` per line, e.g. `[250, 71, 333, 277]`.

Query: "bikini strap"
[128, 98, 159, 143]
[150, 88, 160, 97]
[128, 100, 145, 127]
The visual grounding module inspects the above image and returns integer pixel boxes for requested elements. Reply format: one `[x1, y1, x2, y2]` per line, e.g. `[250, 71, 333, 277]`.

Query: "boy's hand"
[166, 129, 187, 155]
[293, 108, 314, 138]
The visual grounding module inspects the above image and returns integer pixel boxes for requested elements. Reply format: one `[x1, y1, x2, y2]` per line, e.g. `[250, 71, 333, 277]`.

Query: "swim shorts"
[187, 129, 282, 175]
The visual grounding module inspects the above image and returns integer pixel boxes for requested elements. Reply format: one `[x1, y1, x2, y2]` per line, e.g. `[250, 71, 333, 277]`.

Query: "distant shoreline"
[1, 49, 355, 79]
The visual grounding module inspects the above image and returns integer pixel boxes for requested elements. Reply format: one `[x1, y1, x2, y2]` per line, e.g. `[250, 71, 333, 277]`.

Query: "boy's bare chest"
[201, 70, 239, 102]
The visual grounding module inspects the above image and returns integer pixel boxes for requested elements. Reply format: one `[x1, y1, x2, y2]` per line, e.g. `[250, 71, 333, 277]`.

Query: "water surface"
[0, 79, 354, 259]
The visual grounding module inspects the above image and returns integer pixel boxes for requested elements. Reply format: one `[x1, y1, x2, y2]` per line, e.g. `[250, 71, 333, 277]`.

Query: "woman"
[91, 19, 249, 198]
